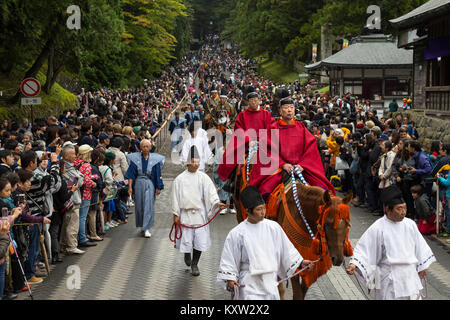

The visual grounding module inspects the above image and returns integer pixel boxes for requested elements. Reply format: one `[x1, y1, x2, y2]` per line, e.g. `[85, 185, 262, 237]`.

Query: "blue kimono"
[125, 152, 165, 231]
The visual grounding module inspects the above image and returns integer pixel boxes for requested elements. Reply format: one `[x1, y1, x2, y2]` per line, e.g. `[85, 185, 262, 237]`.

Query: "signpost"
[20, 77, 41, 124]
[21, 78, 41, 97]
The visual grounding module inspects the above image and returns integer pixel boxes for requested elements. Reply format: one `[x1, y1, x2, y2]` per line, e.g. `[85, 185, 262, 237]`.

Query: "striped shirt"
[27, 162, 60, 217]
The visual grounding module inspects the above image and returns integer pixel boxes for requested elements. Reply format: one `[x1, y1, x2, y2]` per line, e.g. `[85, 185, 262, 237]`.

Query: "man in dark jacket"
[21, 151, 57, 282]
[0, 150, 15, 177]
[408, 140, 432, 198]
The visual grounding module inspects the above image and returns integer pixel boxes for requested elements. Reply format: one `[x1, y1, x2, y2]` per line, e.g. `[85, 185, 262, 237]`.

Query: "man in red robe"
[249, 97, 335, 198]
[217, 90, 275, 181]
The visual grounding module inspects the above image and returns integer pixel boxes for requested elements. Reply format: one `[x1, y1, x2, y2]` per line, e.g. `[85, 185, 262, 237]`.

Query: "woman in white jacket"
[378, 140, 397, 189]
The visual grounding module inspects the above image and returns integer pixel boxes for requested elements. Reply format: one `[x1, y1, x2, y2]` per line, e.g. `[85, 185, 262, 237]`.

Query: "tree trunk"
[43, 45, 55, 94]
[46, 61, 65, 94]
[8, 37, 54, 105]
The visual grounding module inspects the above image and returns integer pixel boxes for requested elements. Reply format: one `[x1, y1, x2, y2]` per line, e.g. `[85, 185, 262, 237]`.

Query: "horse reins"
[169, 207, 222, 248]
[277, 256, 323, 285]
[290, 167, 315, 239]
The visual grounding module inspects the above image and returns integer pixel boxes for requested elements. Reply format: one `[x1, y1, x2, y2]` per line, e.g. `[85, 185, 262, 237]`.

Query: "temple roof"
[305, 34, 412, 70]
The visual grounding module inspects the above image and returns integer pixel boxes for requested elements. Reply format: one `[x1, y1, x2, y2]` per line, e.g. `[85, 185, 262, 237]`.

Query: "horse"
[231, 155, 352, 300]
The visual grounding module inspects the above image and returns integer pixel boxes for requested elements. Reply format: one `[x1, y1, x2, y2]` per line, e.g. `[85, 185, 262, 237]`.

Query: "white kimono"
[217, 219, 303, 300]
[349, 216, 436, 300]
[170, 170, 220, 253]
[180, 128, 213, 172]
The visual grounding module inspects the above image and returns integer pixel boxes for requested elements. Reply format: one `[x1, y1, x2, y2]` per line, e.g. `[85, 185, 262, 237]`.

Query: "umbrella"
[37, 223, 50, 275]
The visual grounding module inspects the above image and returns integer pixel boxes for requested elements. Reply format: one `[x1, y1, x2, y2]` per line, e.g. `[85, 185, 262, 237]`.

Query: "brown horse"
[232, 159, 352, 300]
[277, 183, 352, 299]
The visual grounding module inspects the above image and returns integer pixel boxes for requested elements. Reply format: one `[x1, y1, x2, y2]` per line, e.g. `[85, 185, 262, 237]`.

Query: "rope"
[277, 256, 322, 285]
[169, 207, 222, 248]
[290, 168, 315, 239]
[419, 275, 428, 300]
[231, 284, 246, 300]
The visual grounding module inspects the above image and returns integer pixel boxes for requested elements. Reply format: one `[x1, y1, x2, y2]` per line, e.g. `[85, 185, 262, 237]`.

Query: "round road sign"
[20, 78, 41, 97]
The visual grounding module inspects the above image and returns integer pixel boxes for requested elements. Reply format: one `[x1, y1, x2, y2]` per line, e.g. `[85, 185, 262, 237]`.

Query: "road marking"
[96, 238, 146, 300]
[48, 238, 111, 300]
[428, 261, 450, 288]
[142, 233, 177, 299]
[328, 264, 366, 300]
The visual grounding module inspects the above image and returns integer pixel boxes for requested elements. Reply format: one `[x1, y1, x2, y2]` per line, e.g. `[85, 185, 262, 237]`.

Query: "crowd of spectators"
[0, 34, 449, 301]
[0, 40, 213, 300]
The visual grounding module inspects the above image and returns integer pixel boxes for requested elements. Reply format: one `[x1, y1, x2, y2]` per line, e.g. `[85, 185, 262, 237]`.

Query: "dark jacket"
[412, 150, 432, 181]
[367, 144, 381, 176]
[53, 179, 73, 214]
[431, 155, 450, 177]
[78, 133, 98, 148]
[0, 164, 12, 177]
[414, 194, 434, 219]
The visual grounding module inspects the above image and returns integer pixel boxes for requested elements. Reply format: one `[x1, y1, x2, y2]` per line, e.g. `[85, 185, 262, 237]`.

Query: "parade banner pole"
[151, 62, 203, 140]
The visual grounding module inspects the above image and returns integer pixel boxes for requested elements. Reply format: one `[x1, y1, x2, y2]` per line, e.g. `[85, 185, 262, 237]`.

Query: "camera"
[16, 194, 26, 206]
[1, 207, 9, 219]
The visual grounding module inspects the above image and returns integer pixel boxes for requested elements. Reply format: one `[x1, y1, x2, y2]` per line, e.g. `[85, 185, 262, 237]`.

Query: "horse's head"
[320, 192, 352, 266]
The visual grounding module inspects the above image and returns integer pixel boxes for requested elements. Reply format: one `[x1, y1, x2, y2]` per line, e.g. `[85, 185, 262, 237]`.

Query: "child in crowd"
[411, 184, 435, 235]
[100, 152, 118, 230]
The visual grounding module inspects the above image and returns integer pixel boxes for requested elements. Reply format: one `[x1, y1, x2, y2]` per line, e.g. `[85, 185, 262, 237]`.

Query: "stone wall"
[402, 110, 450, 151]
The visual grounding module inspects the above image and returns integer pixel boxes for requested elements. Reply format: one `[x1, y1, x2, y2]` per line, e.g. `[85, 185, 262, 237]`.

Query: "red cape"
[217, 107, 275, 181]
[249, 119, 335, 196]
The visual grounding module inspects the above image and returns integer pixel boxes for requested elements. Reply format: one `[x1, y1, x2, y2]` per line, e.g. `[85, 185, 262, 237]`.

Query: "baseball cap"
[99, 132, 113, 141]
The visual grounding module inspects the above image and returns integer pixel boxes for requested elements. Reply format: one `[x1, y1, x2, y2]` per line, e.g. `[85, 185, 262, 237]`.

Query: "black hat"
[279, 97, 294, 107]
[188, 145, 200, 161]
[243, 85, 255, 98]
[247, 92, 259, 100]
[240, 186, 265, 210]
[380, 185, 405, 207]
[275, 88, 290, 99]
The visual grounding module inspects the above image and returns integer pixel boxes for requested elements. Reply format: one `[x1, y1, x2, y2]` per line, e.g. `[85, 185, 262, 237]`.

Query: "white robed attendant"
[217, 186, 314, 300]
[346, 185, 436, 300]
[180, 122, 213, 172]
[171, 145, 227, 276]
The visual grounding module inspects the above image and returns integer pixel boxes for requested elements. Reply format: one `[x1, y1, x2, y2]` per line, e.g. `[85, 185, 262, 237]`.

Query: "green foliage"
[0, 69, 78, 121]
[123, 0, 187, 80]
[258, 58, 300, 84]
[0, 0, 190, 100]
[218, 0, 428, 66]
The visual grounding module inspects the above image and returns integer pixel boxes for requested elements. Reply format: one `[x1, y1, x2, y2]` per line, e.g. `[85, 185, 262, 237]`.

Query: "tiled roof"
[390, 0, 450, 29]
[305, 35, 412, 70]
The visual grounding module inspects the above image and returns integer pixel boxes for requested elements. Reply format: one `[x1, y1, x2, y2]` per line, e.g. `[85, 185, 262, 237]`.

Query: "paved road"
[16, 130, 450, 300]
